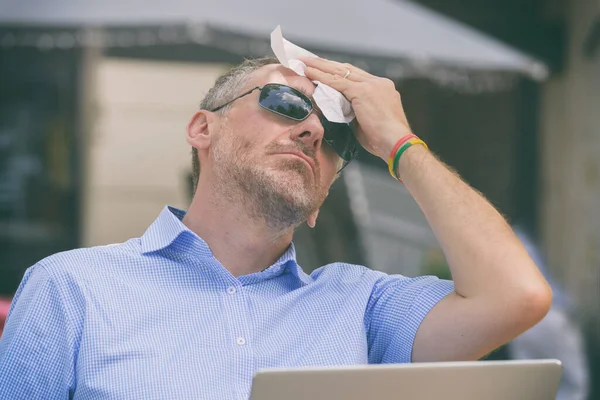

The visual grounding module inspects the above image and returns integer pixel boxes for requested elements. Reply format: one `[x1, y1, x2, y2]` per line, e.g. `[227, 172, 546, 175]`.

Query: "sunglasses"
[210, 83, 359, 171]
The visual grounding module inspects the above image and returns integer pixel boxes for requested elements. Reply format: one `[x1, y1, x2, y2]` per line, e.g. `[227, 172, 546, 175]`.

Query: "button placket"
[222, 281, 253, 395]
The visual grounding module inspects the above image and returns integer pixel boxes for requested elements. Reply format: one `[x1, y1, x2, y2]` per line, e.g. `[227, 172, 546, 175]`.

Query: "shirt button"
[236, 337, 246, 346]
[227, 286, 236, 295]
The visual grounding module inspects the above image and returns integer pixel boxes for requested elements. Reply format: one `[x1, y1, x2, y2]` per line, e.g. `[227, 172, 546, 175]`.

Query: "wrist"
[396, 144, 428, 181]
[378, 129, 413, 161]
[386, 133, 428, 181]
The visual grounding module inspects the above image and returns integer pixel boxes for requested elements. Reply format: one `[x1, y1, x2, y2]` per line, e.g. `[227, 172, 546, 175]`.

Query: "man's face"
[208, 65, 341, 229]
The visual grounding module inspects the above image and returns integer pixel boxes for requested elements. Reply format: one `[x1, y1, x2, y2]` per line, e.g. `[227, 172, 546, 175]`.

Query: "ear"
[307, 209, 320, 228]
[186, 110, 214, 151]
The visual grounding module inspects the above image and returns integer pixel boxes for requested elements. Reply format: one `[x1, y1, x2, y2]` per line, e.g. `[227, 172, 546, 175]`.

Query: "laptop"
[249, 359, 562, 400]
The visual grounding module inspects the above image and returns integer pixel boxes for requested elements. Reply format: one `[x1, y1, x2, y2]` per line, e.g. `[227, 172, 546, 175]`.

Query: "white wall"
[540, 0, 600, 320]
[82, 58, 228, 246]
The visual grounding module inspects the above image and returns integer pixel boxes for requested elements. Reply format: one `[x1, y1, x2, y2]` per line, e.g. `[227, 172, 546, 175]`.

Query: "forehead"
[248, 64, 317, 96]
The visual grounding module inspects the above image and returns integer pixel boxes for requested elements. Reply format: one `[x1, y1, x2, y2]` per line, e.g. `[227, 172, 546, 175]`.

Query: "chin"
[271, 172, 307, 196]
[267, 170, 315, 203]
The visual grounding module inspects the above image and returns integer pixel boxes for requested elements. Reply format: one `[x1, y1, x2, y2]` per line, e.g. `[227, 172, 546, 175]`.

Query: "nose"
[290, 113, 325, 154]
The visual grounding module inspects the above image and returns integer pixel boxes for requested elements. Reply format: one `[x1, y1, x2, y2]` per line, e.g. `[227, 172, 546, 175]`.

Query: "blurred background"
[0, 0, 598, 398]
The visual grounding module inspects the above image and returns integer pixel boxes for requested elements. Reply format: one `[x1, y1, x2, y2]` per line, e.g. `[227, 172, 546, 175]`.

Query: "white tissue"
[270, 26, 355, 124]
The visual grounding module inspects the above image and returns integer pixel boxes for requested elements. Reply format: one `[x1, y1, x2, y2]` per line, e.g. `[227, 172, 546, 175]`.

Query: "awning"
[0, 0, 548, 89]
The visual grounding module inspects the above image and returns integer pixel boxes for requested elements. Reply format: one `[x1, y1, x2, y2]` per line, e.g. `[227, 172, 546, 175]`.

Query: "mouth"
[278, 151, 316, 173]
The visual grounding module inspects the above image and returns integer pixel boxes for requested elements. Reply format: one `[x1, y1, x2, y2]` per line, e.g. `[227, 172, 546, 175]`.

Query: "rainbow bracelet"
[390, 137, 428, 181]
[387, 134, 417, 179]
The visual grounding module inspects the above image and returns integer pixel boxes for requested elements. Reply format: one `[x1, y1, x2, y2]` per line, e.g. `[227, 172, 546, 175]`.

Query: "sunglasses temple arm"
[209, 86, 262, 112]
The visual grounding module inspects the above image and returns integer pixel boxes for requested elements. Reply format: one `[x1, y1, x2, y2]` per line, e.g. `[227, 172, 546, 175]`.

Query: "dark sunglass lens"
[320, 117, 359, 162]
[259, 84, 312, 120]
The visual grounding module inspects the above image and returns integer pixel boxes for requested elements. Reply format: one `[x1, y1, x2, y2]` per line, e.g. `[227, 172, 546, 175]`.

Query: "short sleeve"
[0, 265, 75, 399]
[365, 273, 454, 364]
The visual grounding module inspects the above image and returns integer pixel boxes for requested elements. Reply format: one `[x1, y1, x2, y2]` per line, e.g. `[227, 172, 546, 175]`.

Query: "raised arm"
[303, 57, 552, 362]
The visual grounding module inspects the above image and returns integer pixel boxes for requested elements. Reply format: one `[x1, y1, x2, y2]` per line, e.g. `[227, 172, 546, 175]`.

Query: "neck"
[182, 180, 294, 278]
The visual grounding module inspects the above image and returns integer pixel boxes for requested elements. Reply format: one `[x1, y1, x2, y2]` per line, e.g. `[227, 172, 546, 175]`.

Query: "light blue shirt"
[0, 206, 454, 400]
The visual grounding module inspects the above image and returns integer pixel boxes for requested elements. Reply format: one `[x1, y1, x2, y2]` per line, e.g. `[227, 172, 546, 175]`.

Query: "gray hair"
[191, 57, 280, 193]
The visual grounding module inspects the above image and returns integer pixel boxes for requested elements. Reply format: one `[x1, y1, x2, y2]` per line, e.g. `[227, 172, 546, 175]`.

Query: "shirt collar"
[140, 206, 312, 286]
[140, 206, 190, 254]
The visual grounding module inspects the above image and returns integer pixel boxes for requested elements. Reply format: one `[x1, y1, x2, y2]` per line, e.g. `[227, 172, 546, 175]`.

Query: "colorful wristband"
[391, 138, 428, 182]
[387, 134, 417, 179]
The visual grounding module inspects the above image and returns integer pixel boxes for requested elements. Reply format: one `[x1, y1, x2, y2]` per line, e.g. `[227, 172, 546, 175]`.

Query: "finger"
[300, 57, 371, 81]
[304, 67, 359, 101]
[301, 57, 367, 75]
[302, 57, 369, 81]
[303, 61, 365, 84]
[338, 68, 364, 82]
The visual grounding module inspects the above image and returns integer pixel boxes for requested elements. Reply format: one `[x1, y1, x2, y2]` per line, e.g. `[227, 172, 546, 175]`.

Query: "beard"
[210, 128, 328, 231]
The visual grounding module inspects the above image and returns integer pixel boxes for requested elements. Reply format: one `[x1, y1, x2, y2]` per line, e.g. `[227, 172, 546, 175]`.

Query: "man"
[0, 56, 552, 399]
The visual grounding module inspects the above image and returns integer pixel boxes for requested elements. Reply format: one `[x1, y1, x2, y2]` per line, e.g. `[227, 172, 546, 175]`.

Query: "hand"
[302, 57, 412, 161]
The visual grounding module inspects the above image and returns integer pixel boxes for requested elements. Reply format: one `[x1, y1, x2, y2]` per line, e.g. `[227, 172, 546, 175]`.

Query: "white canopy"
[0, 0, 548, 81]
